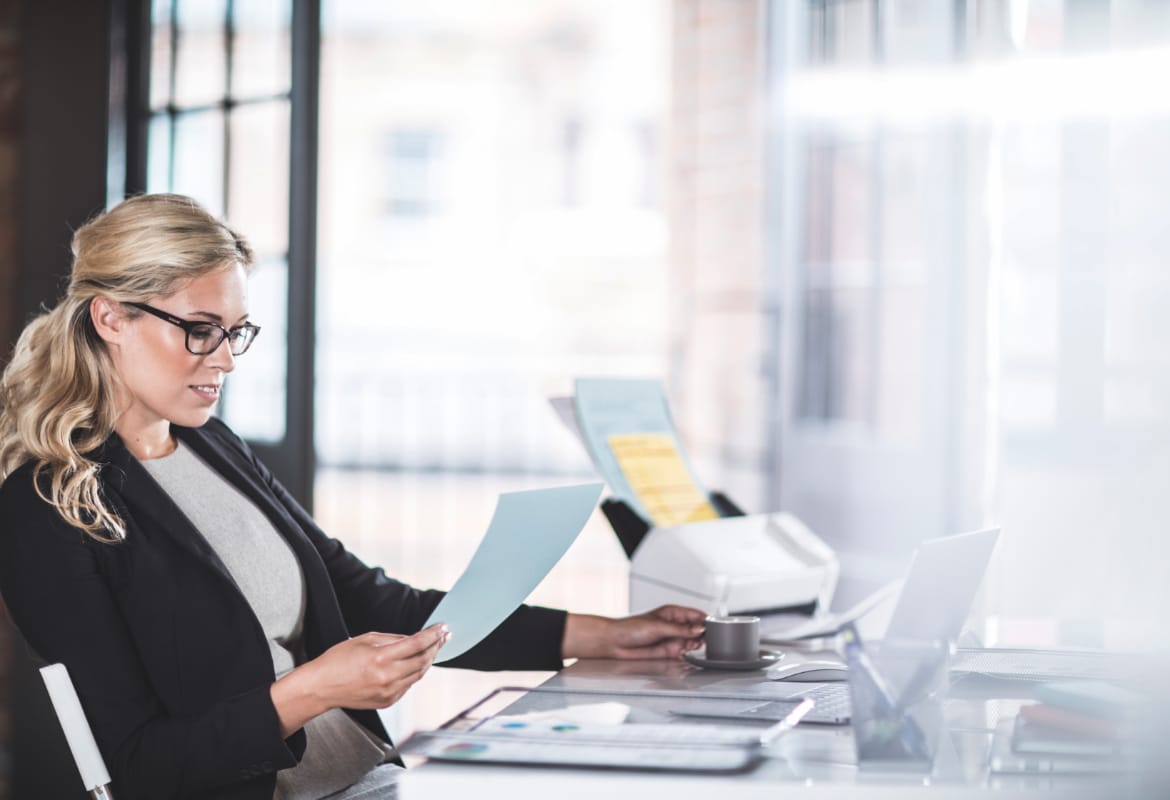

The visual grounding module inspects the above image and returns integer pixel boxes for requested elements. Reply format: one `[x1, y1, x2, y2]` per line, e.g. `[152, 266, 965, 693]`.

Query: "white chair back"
[39, 663, 115, 800]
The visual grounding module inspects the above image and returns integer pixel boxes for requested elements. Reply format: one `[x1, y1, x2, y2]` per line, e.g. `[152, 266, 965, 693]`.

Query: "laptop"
[677, 528, 1001, 725]
[790, 527, 1000, 721]
[883, 527, 1001, 642]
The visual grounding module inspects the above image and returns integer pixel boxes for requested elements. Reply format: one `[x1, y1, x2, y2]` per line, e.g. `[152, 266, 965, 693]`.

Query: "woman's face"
[107, 263, 250, 438]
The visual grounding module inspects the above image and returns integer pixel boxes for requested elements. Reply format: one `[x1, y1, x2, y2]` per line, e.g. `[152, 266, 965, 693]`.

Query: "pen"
[760, 697, 814, 746]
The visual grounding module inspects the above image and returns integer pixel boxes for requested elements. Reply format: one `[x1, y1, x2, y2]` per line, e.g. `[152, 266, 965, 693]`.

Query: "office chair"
[38, 663, 114, 800]
[3, 612, 90, 795]
[5, 615, 90, 799]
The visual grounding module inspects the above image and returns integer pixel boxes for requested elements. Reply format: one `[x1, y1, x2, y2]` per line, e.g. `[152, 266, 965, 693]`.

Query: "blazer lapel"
[172, 423, 350, 651]
[172, 424, 317, 558]
[99, 434, 243, 594]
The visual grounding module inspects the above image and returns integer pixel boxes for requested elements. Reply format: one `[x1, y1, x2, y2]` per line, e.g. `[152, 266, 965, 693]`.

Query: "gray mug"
[704, 615, 761, 662]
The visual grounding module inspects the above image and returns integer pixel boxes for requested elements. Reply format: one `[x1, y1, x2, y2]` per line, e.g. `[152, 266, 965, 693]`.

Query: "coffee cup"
[704, 615, 761, 662]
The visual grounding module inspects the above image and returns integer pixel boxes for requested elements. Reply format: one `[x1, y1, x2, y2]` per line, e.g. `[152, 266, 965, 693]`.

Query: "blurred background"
[2, 0, 1170, 794]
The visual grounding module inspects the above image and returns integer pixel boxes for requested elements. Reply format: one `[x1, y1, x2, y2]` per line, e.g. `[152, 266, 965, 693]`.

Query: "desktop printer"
[557, 379, 838, 618]
[623, 510, 838, 617]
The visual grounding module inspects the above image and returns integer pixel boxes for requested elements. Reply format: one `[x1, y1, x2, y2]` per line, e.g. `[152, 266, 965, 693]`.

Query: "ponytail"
[0, 193, 253, 540]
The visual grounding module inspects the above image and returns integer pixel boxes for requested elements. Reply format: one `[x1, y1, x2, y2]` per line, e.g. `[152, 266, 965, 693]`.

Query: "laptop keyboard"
[790, 684, 852, 723]
[668, 687, 851, 726]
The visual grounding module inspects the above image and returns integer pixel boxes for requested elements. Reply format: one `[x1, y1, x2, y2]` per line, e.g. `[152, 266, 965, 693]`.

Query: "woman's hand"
[270, 624, 450, 737]
[562, 605, 706, 660]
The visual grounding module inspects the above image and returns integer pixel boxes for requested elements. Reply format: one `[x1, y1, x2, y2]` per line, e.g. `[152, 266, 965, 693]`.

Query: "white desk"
[399, 656, 1128, 798]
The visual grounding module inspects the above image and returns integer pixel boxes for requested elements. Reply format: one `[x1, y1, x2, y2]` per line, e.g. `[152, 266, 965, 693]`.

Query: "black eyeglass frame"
[125, 302, 262, 356]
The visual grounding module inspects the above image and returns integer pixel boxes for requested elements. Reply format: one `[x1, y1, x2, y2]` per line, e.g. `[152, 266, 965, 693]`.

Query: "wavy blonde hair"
[0, 193, 255, 541]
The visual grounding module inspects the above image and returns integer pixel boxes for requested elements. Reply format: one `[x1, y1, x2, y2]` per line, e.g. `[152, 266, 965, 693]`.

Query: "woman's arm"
[562, 606, 706, 660]
[220, 420, 568, 669]
[210, 420, 705, 668]
[268, 626, 447, 738]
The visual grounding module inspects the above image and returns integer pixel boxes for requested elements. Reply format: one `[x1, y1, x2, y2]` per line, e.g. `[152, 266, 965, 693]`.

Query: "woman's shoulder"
[0, 442, 117, 507]
[0, 459, 51, 510]
[0, 462, 97, 555]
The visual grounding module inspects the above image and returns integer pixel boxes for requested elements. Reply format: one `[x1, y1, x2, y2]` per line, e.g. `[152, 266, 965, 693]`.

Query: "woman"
[0, 194, 705, 800]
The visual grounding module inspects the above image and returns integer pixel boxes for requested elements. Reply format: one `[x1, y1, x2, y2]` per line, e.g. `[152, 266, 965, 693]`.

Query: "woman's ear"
[89, 296, 128, 345]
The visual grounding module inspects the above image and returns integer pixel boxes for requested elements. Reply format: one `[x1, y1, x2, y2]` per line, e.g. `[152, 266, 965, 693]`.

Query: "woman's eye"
[189, 325, 216, 341]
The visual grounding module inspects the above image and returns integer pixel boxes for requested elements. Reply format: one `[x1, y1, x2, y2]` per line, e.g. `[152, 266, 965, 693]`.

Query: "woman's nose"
[204, 336, 237, 372]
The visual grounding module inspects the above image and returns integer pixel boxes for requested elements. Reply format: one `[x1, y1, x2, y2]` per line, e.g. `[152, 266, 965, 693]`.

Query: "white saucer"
[683, 647, 784, 671]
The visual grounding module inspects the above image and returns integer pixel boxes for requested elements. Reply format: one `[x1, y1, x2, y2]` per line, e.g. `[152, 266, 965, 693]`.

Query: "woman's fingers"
[613, 611, 704, 650]
[353, 627, 450, 706]
[311, 625, 451, 709]
[652, 604, 709, 625]
[371, 626, 448, 674]
[614, 635, 703, 661]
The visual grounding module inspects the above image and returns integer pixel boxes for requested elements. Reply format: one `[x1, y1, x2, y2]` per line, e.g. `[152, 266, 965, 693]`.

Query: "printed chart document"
[400, 686, 810, 774]
[572, 378, 717, 527]
[424, 483, 604, 661]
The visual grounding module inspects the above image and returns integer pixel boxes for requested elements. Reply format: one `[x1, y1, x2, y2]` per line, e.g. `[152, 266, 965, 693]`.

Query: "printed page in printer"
[573, 378, 718, 527]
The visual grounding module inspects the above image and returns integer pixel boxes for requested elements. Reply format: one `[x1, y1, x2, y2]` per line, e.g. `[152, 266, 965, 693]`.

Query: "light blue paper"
[424, 482, 604, 661]
[572, 378, 711, 523]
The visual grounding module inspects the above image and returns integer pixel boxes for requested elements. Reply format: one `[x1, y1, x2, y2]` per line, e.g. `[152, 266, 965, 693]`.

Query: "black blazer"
[0, 418, 567, 800]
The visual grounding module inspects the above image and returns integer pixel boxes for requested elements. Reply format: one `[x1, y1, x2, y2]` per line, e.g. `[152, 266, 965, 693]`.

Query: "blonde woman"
[0, 194, 705, 800]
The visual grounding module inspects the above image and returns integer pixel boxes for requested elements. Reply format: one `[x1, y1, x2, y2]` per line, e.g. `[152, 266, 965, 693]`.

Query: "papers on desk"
[423, 483, 603, 661]
[568, 378, 718, 527]
[400, 686, 810, 774]
[991, 681, 1141, 775]
[951, 648, 1148, 683]
[761, 579, 901, 643]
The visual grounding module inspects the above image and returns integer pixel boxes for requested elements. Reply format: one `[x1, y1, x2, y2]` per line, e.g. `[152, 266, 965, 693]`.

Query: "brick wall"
[0, 0, 17, 795]
[670, 0, 770, 511]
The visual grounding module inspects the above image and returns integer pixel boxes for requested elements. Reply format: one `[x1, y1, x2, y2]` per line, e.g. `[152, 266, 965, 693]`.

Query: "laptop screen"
[883, 527, 1000, 642]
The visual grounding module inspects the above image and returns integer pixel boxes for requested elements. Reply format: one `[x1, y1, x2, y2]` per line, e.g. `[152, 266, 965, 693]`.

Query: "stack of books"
[992, 681, 1136, 774]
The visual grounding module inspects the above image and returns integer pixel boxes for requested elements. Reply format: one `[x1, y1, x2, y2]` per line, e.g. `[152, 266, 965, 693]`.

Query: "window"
[146, 0, 293, 444]
[385, 130, 442, 219]
[768, 0, 1170, 643]
[316, 0, 671, 735]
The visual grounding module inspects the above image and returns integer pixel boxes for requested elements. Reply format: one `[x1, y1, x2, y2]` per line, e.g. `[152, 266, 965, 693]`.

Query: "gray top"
[140, 441, 393, 800]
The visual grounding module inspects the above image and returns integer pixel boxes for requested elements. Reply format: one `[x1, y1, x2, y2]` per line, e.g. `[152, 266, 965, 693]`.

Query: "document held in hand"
[423, 482, 604, 661]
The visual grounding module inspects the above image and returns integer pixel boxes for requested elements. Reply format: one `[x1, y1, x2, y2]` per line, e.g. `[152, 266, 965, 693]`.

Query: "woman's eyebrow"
[187, 310, 251, 325]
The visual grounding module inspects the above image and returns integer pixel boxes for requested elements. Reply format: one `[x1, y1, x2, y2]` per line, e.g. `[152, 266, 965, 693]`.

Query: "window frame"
[128, 0, 319, 509]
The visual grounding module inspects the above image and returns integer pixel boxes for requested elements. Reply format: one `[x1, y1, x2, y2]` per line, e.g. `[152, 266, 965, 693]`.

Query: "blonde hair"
[0, 194, 254, 541]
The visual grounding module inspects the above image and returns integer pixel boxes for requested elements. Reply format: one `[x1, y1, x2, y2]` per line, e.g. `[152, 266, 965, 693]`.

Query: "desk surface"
[399, 655, 1132, 799]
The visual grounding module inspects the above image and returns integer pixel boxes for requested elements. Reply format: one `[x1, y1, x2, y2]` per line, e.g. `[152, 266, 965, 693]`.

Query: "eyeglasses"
[126, 302, 261, 356]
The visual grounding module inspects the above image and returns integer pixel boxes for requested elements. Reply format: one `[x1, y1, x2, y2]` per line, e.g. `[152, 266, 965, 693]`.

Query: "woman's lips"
[190, 384, 222, 402]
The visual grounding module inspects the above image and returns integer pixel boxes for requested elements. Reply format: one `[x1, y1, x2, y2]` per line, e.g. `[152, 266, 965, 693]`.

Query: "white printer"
[550, 382, 838, 619]
[626, 511, 838, 617]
